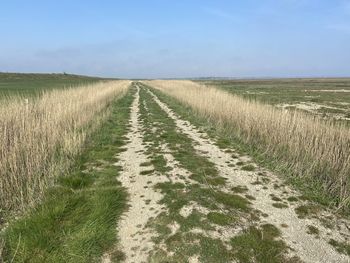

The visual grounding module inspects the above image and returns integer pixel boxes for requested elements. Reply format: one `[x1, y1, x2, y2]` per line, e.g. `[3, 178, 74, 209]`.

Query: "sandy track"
[146, 88, 350, 263]
[104, 84, 349, 262]
[103, 86, 168, 263]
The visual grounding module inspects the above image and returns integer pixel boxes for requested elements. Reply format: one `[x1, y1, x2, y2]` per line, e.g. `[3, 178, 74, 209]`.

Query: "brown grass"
[0, 81, 130, 213]
[144, 80, 350, 208]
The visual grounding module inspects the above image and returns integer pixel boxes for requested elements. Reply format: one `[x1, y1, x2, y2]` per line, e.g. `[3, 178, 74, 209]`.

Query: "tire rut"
[104, 86, 167, 263]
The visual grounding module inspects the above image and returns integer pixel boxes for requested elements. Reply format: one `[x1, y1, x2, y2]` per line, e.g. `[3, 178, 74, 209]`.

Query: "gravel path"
[106, 84, 350, 263]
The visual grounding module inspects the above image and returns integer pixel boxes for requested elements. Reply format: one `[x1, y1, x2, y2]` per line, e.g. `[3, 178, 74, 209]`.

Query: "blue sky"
[1, 0, 350, 78]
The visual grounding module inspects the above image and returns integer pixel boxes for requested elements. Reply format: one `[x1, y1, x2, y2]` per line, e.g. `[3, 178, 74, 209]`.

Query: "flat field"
[0, 72, 105, 97]
[199, 78, 350, 121]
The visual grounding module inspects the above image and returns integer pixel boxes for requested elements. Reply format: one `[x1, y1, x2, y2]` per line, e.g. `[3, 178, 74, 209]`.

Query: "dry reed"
[145, 80, 350, 208]
[0, 81, 130, 213]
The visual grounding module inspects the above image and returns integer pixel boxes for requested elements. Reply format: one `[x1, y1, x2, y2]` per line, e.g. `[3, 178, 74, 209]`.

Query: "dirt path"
[146, 87, 350, 263]
[106, 84, 349, 262]
[103, 86, 168, 263]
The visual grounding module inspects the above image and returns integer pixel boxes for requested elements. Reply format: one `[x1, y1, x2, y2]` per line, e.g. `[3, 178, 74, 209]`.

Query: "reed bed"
[0, 81, 130, 213]
[145, 80, 350, 208]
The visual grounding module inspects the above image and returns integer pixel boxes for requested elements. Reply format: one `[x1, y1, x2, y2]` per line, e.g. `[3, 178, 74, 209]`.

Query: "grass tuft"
[295, 204, 321, 218]
[207, 212, 235, 226]
[306, 225, 319, 235]
[329, 239, 350, 256]
[230, 224, 293, 263]
[272, 203, 289, 209]
[241, 164, 256, 171]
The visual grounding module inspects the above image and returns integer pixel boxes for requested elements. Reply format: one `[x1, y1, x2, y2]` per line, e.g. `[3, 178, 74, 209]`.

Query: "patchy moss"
[231, 185, 248, 193]
[287, 196, 299, 202]
[208, 190, 251, 212]
[155, 232, 233, 263]
[329, 239, 350, 256]
[272, 203, 289, 209]
[319, 217, 334, 229]
[140, 161, 152, 167]
[207, 212, 235, 226]
[241, 164, 256, 171]
[270, 194, 283, 202]
[245, 194, 256, 201]
[295, 205, 321, 219]
[307, 225, 319, 236]
[261, 177, 271, 183]
[140, 169, 155, 175]
[251, 180, 263, 185]
[273, 183, 280, 189]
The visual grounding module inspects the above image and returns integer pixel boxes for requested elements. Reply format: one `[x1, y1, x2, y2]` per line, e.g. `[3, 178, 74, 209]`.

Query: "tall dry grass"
[0, 81, 130, 213]
[145, 80, 350, 208]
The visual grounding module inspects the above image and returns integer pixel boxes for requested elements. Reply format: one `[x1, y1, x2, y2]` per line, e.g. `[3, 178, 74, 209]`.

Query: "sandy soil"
[103, 86, 168, 263]
[310, 89, 350, 92]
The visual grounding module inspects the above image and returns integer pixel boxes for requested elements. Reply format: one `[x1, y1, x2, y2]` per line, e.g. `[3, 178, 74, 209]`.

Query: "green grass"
[151, 232, 234, 263]
[270, 195, 283, 202]
[306, 225, 319, 235]
[329, 238, 350, 256]
[295, 204, 321, 219]
[230, 224, 297, 263]
[272, 203, 289, 209]
[0, 72, 108, 97]
[241, 164, 256, 171]
[207, 212, 235, 226]
[2, 87, 134, 263]
[287, 196, 299, 202]
[231, 185, 248, 193]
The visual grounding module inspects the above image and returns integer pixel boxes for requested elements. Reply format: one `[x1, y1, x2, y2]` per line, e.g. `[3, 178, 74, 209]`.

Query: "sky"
[0, 0, 350, 78]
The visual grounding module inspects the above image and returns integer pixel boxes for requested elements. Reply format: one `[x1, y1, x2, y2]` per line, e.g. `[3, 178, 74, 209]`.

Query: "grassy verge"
[149, 87, 349, 215]
[1, 87, 134, 263]
[1, 81, 129, 214]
